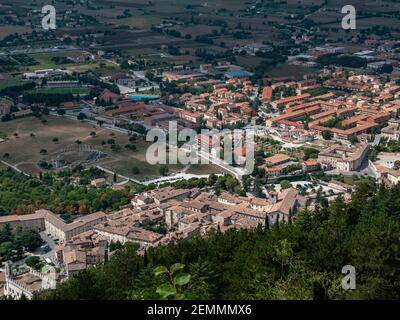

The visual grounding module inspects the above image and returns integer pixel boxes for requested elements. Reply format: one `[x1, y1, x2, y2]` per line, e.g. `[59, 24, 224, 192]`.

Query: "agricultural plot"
[0, 26, 32, 39]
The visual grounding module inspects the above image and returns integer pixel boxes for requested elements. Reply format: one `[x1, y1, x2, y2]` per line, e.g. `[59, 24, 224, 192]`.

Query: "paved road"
[40, 232, 56, 250]
[371, 134, 382, 147]
[0, 160, 30, 176]
[96, 165, 140, 184]
[37, 232, 57, 262]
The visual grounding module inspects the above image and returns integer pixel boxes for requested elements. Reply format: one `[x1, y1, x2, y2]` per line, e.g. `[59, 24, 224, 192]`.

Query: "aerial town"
[0, 0, 400, 302]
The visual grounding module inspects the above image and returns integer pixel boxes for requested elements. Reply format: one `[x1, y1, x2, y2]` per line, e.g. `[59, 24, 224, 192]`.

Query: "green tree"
[26, 256, 42, 271]
[14, 229, 43, 252]
[154, 263, 191, 300]
[0, 223, 12, 243]
[280, 180, 292, 189]
[159, 165, 169, 176]
[322, 131, 332, 140]
[77, 113, 87, 121]
[132, 167, 140, 175]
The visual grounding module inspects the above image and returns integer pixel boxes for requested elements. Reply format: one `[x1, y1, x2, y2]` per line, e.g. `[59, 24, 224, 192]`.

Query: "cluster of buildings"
[128, 186, 305, 241]
[168, 77, 256, 130]
[257, 73, 400, 178]
[288, 42, 399, 72]
[265, 75, 400, 143]
[94, 68, 257, 132]
[370, 152, 400, 186]
[107, 71, 159, 94]
[0, 97, 33, 121]
[90, 67, 400, 182]
[162, 62, 254, 82]
[0, 185, 306, 299]
[3, 263, 59, 300]
[54, 231, 108, 277]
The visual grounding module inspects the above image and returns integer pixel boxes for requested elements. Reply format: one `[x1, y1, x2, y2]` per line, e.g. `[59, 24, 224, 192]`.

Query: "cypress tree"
[264, 214, 270, 232]
[143, 249, 148, 267]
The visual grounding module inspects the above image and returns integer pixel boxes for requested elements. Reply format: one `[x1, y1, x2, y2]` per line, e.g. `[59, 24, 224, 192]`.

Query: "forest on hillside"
[37, 180, 400, 300]
[0, 169, 131, 217]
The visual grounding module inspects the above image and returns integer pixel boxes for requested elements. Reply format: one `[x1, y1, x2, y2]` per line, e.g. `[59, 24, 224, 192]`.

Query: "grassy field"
[0, 25, 32, 39]
[27, 51, 89, 70]
[0, 79, 30, 90]
[186, 164, 227, 175]
[0, 116, 186, 179]
[0, 116, 113, 174]
[22, 51, 118, 75]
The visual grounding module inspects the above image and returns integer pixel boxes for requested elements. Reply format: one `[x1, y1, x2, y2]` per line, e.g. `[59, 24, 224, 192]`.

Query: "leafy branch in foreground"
[154, 263, 191, 300]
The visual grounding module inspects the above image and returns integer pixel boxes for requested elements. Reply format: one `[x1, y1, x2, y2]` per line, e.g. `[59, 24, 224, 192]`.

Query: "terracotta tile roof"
[262, 86, 273, 100]
[265, 154, 290, 165]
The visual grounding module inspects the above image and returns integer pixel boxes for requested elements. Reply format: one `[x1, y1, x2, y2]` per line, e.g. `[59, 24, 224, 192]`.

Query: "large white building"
[0, 210, 107, 241]
[318, 143, 370, 172]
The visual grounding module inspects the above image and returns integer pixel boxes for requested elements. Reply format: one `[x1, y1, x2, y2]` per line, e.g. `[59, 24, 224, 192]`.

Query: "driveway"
[36, 232, 57, 262]
[40, 232, 56, 250]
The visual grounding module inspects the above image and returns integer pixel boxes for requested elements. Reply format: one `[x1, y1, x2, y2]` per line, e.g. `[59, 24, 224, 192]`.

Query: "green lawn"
[0, 79, 30, 90]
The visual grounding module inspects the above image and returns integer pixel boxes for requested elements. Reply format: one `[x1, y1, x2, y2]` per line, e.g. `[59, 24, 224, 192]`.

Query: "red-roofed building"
[302, 160, 320, 172]
[178, 110, 202, 124]
[234, 147, 249, 166]
[266, 105, 321, 127]
[238, 103, 256, 116]
[277, 119, 304, 129]
[261, 86, 273, 102]
[110, 72, 128, 81]
[99, 89, 120, 104]
[368, 112, 391, 123]
[262, 165, 284, 178]
[271, 93, 311, 109]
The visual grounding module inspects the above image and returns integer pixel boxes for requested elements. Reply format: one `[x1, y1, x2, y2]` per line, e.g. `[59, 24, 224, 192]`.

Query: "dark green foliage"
[0, 169, 130, 215]
[302, 147, 319, 160]
[322, 131, 332, 140]
[0, 82, 35, 98]
[317, 54, 367, 68]
[0, 225, 42, 262]
[23, 92, 74, 107]
[25, 256, 43, 271]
